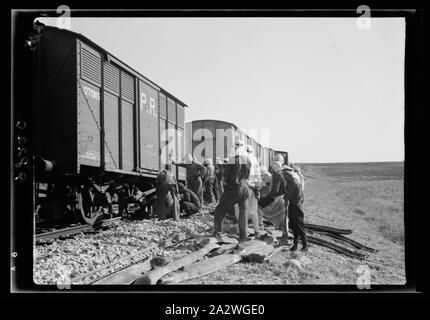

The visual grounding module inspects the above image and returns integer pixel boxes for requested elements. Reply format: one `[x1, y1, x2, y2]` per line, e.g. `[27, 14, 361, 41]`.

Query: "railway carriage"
[32, 25, 187, 224]
[185, 119, 286, 171]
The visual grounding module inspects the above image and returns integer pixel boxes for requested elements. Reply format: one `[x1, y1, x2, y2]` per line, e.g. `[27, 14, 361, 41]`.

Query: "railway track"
[35, 217, 122, 242]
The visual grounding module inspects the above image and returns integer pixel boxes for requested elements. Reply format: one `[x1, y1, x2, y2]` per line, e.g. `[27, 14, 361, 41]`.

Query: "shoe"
[290, 243, 298, 251]
[279, 235, 290, 246]
[300, 243, 309, 252]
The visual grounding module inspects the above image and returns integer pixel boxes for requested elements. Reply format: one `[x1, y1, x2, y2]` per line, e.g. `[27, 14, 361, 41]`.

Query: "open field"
[183, 162, 405, 285]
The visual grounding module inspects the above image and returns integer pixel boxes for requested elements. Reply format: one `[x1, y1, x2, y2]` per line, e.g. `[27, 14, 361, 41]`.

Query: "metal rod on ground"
[36, 217, 122, 242]
[305, 223, 353, 235]
[307, 235, 366, 259]
[313, 231, 376, 253]
[71, 243, 158, 284]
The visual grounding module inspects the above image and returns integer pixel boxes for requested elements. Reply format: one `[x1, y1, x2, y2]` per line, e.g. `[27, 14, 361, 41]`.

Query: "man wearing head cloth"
[155, 163, 180, 221]
[258, 154, 291, 245]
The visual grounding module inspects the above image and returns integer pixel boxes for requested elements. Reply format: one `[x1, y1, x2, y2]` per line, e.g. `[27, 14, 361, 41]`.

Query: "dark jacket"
[186, 162, 207, 181]
[258, 170, 285, 208]
[223, 155, 251, 186]
[265, 170, 286, 199]
[283, 171, 304, 207]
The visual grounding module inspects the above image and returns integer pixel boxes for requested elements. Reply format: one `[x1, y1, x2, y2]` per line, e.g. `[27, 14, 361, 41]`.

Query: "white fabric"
[247, 153, 261, 188]
[258, 195, 285, 229]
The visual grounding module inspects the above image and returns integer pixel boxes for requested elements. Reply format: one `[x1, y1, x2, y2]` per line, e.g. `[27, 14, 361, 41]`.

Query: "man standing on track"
[244, 144, 262, 239]
[258, 155, 290, 245]
[213, 139, 251, 242]
[282, 165, 308, 252]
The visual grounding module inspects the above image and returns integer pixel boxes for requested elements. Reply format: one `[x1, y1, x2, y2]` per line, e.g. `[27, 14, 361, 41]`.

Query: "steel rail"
[307, 235, 366, 260]
[88, 236, 195, 285]
[304, 223, 353, 235]
[314, 231, 376, 253]
[35, 217, 122, 242]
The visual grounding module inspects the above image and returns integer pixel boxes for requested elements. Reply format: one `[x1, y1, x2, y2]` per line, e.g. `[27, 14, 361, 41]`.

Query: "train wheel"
[76, 191, 105, 225]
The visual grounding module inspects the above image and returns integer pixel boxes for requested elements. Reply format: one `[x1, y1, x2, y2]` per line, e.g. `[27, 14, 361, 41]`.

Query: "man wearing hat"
[213, 138, 252, 242]
[282, 165, 308, 251]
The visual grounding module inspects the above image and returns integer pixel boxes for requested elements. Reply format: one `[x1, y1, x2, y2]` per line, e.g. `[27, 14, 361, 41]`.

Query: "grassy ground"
[183, 162, 405, 285]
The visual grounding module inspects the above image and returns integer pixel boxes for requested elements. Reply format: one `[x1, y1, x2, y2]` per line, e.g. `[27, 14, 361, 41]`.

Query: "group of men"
[154, 139, 308, 252]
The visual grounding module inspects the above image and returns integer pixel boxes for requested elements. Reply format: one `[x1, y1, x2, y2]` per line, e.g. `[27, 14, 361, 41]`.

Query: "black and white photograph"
[10, 8, 423, 299]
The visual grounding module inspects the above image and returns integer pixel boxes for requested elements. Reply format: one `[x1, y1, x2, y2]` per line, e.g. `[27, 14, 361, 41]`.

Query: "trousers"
[204, 177, 216, 204]
[213, 182, 249, 242]
[187, 177, 203, 205]
[288, 203, 307, 245]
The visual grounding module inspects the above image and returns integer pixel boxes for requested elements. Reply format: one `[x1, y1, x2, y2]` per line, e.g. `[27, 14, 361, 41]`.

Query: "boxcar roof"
[186, 119, 268, 148]
[43, 25, 188, 108]
[186, 119, 239, 130]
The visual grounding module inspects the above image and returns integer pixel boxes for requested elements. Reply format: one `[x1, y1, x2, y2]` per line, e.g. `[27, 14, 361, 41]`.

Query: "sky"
[40, 17, 405, 163]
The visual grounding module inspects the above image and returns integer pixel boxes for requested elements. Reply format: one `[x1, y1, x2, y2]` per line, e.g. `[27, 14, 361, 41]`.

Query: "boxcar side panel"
[77, 41, 103, 169]
[214, 121, 236, 160]
[139, 80, 160, 172]
[159, 118, 167, 166]
[103, 91, 120, 170]
[121, 100, 134, 171]
[167, 121, 177, 174]
[177, 127, 186, 180]
[77, 79, 102, 168]
[167, 98, 176, 124]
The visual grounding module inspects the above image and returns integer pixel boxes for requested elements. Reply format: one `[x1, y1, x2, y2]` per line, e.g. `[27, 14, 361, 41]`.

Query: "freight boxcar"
[185, 120, 280, 170]
[32, 25, 187, 224]
[185, 119, 237, 163]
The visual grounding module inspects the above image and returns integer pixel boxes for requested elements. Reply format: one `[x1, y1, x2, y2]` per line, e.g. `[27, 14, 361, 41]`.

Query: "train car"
[31, 24, 187, 224]
[275, 150, 289, 166]
[185, 119, 238, 163]
[186, 119, 281, 170]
